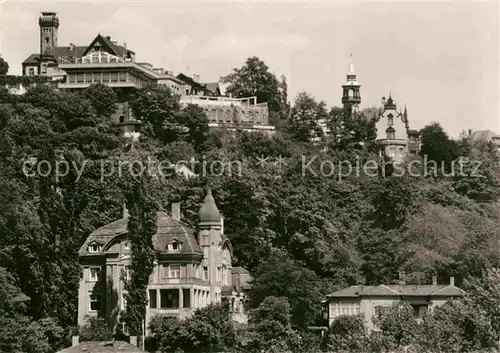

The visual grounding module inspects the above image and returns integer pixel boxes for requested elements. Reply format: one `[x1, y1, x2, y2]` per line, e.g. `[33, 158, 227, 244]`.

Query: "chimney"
[69, 43, 75, 51]
[398, 271, 406, 285]
[106, 36, 111, 40]
[450, 276, 455, 286]
[468, 129, 472, 136]
[220, 214, 224, 234]
[123, 42, 127, 49]
[193, 74, 200, 82]
[432, 275, 437, 285]
[72, 335, 79, 347]
[171, 203, 181, 221]
[129, 336, 137, 347]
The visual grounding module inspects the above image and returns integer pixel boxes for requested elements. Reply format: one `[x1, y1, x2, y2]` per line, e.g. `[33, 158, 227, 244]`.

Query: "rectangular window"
[160, 289, 179, 308]
[110, 73, 118, 82]
[90, 267, 101, 282]
[203, 267, 209, 281]
[169, 265, 181, 279]
[28, 68, 35, 76]
[41, 64, 47, 74]
[124, 266, 132, 281]
[221, 266, 227, 285]
[119, 72, 127, 82]
[162, 264, 169, 278]
[149, 289, 157, 308]
[122, 294, 128, 310]
[90, 294, 101, 311]
[102, 72, 109, 82]
[183, 289, 190, 308]
[76, 74, 84, 83]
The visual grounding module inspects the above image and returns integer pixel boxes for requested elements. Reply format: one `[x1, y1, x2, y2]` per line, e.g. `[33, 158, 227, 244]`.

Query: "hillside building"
[323, 273, 465, 331]
[20, 12, 274, 136]
[77, 189, 250, 336]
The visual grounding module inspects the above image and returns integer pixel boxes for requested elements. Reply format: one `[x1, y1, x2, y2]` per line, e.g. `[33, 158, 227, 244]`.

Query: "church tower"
[38, 12, 59, 71]
[341, 55, 361, 117]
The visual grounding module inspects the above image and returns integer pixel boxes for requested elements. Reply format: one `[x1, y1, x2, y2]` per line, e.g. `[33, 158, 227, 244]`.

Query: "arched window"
[348, 89, 354, 98]
[386, 127, 396, 140]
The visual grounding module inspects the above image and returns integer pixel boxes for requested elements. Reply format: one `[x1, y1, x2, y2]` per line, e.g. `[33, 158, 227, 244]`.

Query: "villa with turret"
[324, 56, 420, 163]
[77, 189, 250, 335]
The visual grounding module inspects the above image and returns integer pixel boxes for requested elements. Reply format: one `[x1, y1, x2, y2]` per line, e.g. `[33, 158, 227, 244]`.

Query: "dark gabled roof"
[22, 53, 40, 65]
[58, 341, 143, 353]
[82, 34, 132, 58]
[202, 82, 220, 95]
[78, 212, 201, 256]
[328, 284, 465, 298]
[176, 73, 207, 91]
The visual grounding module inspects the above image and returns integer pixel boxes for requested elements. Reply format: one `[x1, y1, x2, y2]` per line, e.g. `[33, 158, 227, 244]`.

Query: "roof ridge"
[378, 284, 401, 294]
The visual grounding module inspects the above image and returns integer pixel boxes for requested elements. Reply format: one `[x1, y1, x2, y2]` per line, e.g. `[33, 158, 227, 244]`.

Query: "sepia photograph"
[0, 0, 499, 352]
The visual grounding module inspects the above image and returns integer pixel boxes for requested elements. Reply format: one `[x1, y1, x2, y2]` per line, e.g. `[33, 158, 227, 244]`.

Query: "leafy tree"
[325, 315, 367, 353]
[374, 302, 420, 350]
[0, 267, 64, 353]
[82, 84, 118, 118]
[122, 169, 158, 337]
[328, 107, 377, 151]
[417, 299, 495, 353]
[287, 92, 325, 142]
[359, 228, 403, 284]
[222, 56, 284, 114]
[79, 316, 114, 341]
[148, 303, 235, 352]
[419, 123, 460, 176]
[247, 296, 302, 353]
[175, 104, 209, 151]
[248, 257, 323, 328]
[0, 56, 8, 75]
[129, 86, 182, 142]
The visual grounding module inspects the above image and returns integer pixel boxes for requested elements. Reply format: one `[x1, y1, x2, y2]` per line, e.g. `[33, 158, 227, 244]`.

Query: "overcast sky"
[1, 0, 498, 137]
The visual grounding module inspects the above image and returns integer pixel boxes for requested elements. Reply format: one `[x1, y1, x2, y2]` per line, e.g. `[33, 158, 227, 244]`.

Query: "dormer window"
[88, 243, 101, 253]
[168, 240, 181, 251]
[123, 241, 131, 252]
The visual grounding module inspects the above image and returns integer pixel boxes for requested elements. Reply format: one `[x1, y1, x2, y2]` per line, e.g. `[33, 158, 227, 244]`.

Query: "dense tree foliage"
[0, 55, 499, 352]
[0, 56, 9, 75]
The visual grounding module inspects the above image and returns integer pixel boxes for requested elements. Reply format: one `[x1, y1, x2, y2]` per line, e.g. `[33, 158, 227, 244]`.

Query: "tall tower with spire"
[341, 54, 362, 116]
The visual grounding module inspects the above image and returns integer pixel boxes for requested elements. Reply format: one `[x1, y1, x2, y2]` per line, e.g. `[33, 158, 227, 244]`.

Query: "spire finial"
[348, 53, 355, 75]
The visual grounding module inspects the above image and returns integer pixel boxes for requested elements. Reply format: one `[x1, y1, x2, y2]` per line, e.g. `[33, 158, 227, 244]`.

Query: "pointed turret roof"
[198, 189, 221, 223]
